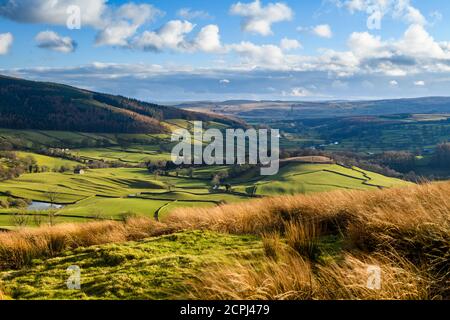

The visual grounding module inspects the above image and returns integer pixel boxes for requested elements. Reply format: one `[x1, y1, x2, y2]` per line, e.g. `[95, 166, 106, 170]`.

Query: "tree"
[187, 167, 194, 178]
[433, 143, 450, 169]
[211, 175, 221, 187]
[45, 188, 60, 226]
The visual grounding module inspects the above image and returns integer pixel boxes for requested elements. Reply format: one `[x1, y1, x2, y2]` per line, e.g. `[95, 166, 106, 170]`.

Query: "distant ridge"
[175, 97, 450, 120]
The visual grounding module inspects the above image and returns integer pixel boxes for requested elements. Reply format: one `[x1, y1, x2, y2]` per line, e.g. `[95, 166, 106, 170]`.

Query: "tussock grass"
[168, 182, 449, 299]
[0, 217, 173, 269]
[190, 251, 431, 300]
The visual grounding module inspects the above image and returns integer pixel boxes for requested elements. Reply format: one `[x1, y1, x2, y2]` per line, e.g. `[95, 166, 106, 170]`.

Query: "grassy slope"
[233, 163, 410, 196]
[0, 181, 448, 300]
[0, 231, 262, 300]
[16, 151, 82, 168]
[71, 147, 171, 164]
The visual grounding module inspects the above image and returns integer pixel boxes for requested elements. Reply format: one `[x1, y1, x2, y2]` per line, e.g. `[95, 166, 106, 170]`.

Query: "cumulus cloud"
[131, 20, 224, 54]
[96, 22, 139, 46]
[220, 79, 230, 84]
[345, 24, 450, 76]
[221, 22, 450, 77]
[312, 24, 333, 38]
[230, 0, 293, 36]
[96, 3, 162, 46]
[177, 8, 212, 20]
[35, 30, 76, 53]
[134, 20, 195, 52]
[228, 41, 286, 67]
[193, 24, 222, 52]
[280, 38, 302, 51]
[0, 32, 13, 54]
[0, 1, 162, 48]
[347, 31, 386, 58]
[298, 24, 332, 39]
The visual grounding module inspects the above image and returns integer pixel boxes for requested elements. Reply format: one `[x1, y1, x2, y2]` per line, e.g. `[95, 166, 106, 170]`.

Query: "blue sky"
[1, 0, 450, 102]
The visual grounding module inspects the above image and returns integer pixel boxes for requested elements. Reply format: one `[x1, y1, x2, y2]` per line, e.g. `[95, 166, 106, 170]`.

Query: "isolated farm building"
[74, 168, 85, 175]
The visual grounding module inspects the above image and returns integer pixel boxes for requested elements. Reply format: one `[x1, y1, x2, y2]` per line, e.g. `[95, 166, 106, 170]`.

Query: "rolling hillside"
[0, 75, 241, 134]
[0, 161, 410, 229]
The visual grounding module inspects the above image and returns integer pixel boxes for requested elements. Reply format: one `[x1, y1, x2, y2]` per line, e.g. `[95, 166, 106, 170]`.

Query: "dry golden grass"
[168, 182, 449, 300]
[190, 251, 431, 300]
[0, 217, 173, 269]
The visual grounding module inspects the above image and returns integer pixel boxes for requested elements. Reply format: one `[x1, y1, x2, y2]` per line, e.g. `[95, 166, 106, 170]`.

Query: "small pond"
[27, 201, 64, 211]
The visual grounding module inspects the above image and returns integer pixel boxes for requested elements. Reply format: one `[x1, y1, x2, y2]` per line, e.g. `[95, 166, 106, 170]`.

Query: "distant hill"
[176, 97, 450, 120]
[0, 75, 241, 133]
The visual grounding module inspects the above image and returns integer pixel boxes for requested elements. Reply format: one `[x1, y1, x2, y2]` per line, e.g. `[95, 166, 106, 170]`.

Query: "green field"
[70, 147, 172, 164]
[0, 157, 412, 228]
[231, 163, 411, 196]
[16, 151, 82, 169]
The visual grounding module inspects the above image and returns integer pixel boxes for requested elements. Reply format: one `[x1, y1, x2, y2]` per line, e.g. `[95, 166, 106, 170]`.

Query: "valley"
[0, 76, 447, 301]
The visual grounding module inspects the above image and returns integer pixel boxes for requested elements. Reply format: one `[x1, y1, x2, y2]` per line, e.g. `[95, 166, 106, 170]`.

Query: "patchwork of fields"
[0, 124, 412, 229]
[0, 149, 411, 229]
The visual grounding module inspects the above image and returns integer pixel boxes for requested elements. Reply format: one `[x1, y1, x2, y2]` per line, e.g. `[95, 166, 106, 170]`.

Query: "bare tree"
[45, 188, 60, 226]
[11, 211, 28, 227]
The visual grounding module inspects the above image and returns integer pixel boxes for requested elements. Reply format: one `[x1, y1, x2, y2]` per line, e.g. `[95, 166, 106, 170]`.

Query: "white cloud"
[344, 24, 450, 77]
[193, 25, 222, 53]
[134, 20, 195, 52]
[132, 20, 223, 54]
[389, 80, 398, 86]
[312, 24, 333, 38]
[96, 3, 162, 46]
[0, 1, 162, 48]
[396, 24, 447, 60]
[220, 79, 230, 84]
[115, 3, 161, 26]
[96, 22, 139, 46]
[285, 87, 312, 97]
[280, 38, 302, 51]
[35, 30, 76, 53]
[414, 80, 425, 86]
[347, 31, 386, 58]
[230, 0, 293, 36]
[217, 23, 450, 77]
[228, 41, 286, 67]
[0, 32, 13, 54]
[177, 8, 212, 20]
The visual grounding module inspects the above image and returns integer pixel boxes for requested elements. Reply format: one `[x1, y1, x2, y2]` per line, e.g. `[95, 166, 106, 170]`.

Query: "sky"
[1, 0, 450, 102]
